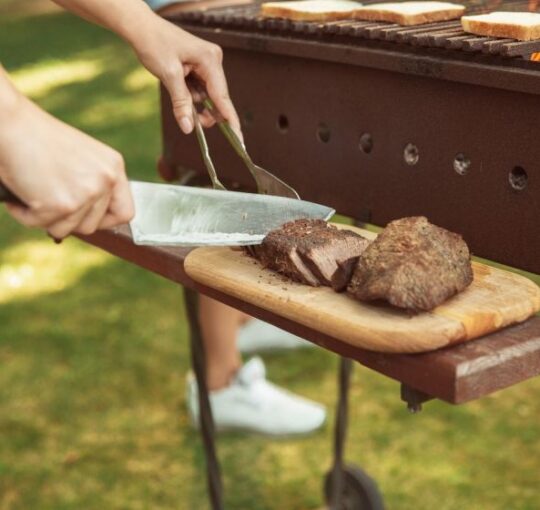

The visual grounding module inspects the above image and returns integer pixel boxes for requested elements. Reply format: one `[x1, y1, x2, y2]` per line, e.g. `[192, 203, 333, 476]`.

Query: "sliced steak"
[250, 219, 327, 286]
[297, 228, 371, 291]
[347, 216, 473, 312]
[251, 219, 371, 290]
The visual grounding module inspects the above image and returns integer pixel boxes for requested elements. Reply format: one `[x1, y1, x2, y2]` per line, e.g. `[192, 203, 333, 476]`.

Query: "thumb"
[164, 70, 194, 135]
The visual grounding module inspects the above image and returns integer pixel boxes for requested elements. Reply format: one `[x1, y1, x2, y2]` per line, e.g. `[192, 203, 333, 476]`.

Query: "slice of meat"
[250, 219, 328, 286]
[347, 216, 473, 312]
[296, 228, 371, 291]
[250, 219, 371, 290]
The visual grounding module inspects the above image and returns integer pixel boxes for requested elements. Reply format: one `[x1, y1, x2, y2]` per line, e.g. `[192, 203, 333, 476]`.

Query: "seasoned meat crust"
[251, 219, 371, 291]
[347, 216, 473, 312]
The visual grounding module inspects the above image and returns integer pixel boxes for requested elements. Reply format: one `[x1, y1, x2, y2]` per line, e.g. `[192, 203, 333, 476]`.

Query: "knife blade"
[129, 181, 335, 247]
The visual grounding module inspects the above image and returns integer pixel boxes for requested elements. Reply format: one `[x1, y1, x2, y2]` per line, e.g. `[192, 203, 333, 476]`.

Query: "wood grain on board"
[184, 226, 540, 353]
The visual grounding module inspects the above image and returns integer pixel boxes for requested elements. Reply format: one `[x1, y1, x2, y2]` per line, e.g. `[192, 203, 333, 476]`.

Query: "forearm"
[0, 65, 31, 175]
[0, 65, 25, 124]
[51, 0, 156, 46]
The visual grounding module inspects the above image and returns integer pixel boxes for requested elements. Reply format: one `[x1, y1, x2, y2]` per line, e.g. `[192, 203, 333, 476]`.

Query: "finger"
[187, 85, 214, 127]
[47, 202, 93, 240]
[198, 109, 216, 129]
[186, 68, 206, 103]
[187, 84, 206, 105]
[200, 66, 243, 142]
[73, 192, 111, 235]
[98, 173, 134, 229]
[163, 68, 194, 134]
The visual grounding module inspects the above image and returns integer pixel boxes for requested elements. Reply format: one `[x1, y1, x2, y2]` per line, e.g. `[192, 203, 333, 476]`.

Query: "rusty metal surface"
[80, 227, 540, 404]
[170, 2, 540, 59]
[160, 47, 540, 274]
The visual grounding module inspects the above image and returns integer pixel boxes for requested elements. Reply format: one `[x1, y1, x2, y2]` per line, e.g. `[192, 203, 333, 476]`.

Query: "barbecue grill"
[159, 1, 540, 275]
[82, 1, 540, 508]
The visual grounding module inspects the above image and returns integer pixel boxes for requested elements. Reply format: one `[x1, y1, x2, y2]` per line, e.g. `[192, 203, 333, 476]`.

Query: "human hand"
[50, 1, 241, 137]
[0, 91, 134, 239]
[127, 16, 242, 139]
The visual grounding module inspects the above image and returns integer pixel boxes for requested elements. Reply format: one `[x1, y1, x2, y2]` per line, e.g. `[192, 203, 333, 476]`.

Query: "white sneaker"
[237, 319, 314, 353]
[187, 357, 326, 436]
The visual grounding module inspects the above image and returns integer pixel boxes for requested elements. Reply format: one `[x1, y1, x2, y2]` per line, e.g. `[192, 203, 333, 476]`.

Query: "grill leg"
[324, 357, 384, 510]
[328, 356, 353, 509]
[184, 288, 225, 510]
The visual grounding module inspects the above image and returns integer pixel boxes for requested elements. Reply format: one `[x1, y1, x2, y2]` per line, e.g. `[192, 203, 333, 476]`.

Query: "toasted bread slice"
[261, 0, 362, 21]
[462, 12, 540, 41]
[354, 1, 465, 26]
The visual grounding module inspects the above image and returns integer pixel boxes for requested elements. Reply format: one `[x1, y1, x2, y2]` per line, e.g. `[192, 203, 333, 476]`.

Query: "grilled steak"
[251, 219, 324, 286]
[347, 216, 473, 312]
[251, 219, 371, 290]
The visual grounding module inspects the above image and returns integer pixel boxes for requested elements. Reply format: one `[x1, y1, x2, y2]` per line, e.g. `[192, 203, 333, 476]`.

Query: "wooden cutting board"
[184, 225, 540, 353]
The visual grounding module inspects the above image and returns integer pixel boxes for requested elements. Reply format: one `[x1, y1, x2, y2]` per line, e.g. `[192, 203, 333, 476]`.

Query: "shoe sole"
[238, 343, 315, 355]
[188, 420, 327, 440]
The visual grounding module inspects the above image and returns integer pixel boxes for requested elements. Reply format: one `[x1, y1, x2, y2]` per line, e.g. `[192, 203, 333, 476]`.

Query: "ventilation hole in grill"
[317, 123, 331, 143]
[277, 114, 289, 133]
[359, 133, 373, 154]
[403, 143, 419, 166]
[453, 153, 471, 175]
[243, 111, 254, 127]
[509, 166, 528, 191]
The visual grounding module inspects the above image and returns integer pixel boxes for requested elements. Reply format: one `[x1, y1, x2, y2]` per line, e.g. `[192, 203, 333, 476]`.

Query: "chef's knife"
[0, 180, 335, 246]
[129, 181, 334, 246]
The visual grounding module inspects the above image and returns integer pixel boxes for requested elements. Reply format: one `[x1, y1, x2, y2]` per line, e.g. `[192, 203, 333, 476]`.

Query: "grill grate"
[176, 3, 540, 59]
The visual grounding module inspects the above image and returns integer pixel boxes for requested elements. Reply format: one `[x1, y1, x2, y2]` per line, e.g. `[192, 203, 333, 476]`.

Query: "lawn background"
[0, 2, 539, 509]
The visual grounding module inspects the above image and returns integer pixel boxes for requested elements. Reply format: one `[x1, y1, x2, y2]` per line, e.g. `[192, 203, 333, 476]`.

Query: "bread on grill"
[261, 0, 362, 21]
[354, 1, 465, 25]
[462, 12, 540, 41]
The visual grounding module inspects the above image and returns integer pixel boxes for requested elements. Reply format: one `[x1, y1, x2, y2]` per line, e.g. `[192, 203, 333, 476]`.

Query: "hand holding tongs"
[189, 79, 299, 199]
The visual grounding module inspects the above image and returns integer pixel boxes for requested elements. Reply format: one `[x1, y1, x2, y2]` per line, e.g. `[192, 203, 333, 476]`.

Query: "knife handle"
[0, 181, 25, 206]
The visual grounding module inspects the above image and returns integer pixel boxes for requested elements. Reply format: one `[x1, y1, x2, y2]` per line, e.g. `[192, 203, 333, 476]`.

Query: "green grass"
[1, 4, 539, 510]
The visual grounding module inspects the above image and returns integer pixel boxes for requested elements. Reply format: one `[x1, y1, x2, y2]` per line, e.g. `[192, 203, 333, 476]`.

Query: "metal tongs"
[191, 84, 299, 199]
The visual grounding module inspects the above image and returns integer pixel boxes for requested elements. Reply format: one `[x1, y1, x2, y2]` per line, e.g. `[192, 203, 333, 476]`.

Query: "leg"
[198, 294, 244, 391]
[188, 295, 326, 436]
